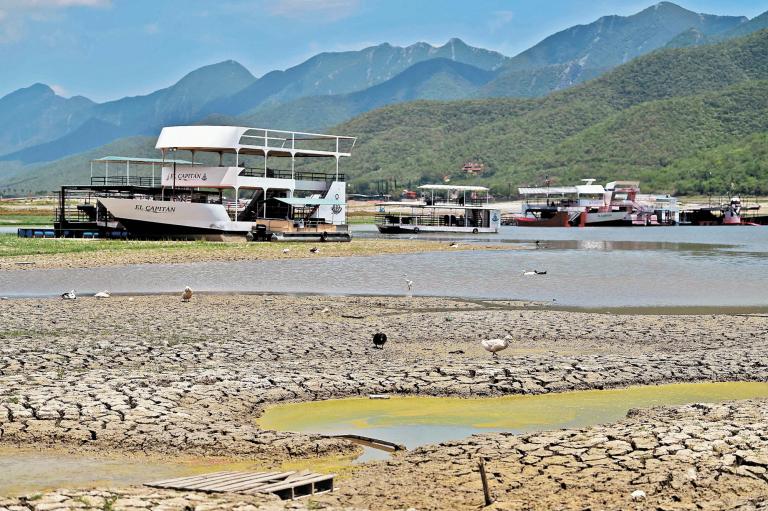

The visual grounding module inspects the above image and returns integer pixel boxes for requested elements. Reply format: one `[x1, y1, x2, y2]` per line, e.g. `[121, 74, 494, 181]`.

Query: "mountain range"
[1, 1, 767, 194]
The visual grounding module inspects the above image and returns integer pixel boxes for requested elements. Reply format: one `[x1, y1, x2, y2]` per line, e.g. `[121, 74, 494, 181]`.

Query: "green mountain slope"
[337, 29, 768, 194]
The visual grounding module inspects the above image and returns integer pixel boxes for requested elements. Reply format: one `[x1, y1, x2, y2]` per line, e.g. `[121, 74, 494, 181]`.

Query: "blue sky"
[1, 0, 766, 101]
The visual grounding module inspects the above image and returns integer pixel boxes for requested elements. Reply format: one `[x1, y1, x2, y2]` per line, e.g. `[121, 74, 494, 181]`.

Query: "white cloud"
[265, 0, 359, 22]
[0, 0, 110, 43]
[50, 83, 68, 96]
[488, 10, 514, 33]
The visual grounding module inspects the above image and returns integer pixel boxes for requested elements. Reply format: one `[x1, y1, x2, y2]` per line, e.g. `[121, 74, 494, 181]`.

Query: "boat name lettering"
[135, 205, 176, 214]
[175, 172, 208, 181]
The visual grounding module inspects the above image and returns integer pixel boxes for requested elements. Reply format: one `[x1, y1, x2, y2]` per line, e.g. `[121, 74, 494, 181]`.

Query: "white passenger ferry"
[375, 184, 501, 234]
[57, 125, 356, 240]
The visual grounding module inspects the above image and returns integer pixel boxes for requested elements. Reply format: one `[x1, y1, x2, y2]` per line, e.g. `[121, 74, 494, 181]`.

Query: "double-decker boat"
[54, 125, 356, 240]
[375, 184, 501, 234]
[514, 179, 679, 227]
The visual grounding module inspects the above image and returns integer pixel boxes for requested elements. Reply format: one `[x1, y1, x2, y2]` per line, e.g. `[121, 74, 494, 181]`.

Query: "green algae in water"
[258, 382, 768, 448]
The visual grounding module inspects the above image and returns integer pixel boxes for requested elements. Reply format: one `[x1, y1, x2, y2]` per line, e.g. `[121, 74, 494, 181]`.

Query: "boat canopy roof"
[91, 156, 197, 165]
[418, 184, 489, 192]
[155, 125, 356, 158]
[519, 185, 605, 195]
[276, 197, 344, 206]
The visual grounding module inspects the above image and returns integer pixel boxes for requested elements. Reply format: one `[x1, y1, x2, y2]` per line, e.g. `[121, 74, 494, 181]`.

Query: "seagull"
[61, 290, 77, 300]
[310, 247, 320, 254]
[372, 332, 387, 349]
[403, 275, 414, 292]
[181, 286, 193, 302]
[282, 248, 291, 254]
[481, 335, 512, 358]
[94, 290, 111, 298]
[449, 242, 459, 248]
[522, 270, 547, 276]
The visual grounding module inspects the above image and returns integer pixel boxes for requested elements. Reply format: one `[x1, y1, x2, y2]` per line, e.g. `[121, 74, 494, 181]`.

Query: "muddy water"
[258, 382, 768, 461]
[0, 448, 358, 497]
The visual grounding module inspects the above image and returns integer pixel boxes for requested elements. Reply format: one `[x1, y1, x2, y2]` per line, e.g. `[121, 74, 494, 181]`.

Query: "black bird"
[372, 332, 387, 349]
[309, 247, 320, 254]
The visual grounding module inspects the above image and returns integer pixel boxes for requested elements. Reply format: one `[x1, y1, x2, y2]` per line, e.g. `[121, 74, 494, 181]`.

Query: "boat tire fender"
[413, 227, 420, 234]
[320, 232, 328, 242]
[472, 228, 479, 234]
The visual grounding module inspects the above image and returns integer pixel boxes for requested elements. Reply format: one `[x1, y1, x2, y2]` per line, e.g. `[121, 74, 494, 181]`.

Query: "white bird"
[481, 335, 512, 358]
[403, 275, 414, 292]
[61, 290, 77, 300]
[449, 242, 459, 248]
[181, 286, 193, 302]
[94, 290, 111, 298]
[282, 248, 291, 254]
[522, 270, 547, 276]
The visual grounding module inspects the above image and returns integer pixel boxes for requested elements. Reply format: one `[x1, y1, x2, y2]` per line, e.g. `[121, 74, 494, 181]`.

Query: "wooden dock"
[145, 470, 334, 500]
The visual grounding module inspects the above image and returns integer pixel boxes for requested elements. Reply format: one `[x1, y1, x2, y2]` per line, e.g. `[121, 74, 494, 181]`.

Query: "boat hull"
[515, 211, 571, 227]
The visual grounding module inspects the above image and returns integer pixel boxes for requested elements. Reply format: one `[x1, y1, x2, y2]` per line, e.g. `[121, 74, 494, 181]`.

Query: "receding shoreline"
[0, 236, 517, 271]
[1, 294, 767, 510]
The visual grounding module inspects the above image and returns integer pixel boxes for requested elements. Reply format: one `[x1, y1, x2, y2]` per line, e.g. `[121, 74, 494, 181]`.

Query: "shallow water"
[258, 382, 768, 461]
[0, 448, 357, 497]
[1, 226, 767, 307]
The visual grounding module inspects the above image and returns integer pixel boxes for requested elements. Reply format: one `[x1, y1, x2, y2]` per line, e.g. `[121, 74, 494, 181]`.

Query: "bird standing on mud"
[403, 275, 414, 293]
[372, 332, 387, 349]
[481, 335, 512, 358]
[310, 247, 320, 254]
[61, 290, 77, 300]
[181, 286, 193, 302]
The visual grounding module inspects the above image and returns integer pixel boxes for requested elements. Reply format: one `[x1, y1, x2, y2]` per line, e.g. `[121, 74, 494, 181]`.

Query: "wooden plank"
[204, 472, 297, 492]
[250, 474, 335, 494]
[181, 472, 270, 490]
[196, 471, 283, 491]
[147, 471, 236, 488]
[186, 472, 283, 492]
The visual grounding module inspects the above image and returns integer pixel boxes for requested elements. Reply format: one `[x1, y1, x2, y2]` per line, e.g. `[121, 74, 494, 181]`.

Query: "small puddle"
[258, 382, 768, 461]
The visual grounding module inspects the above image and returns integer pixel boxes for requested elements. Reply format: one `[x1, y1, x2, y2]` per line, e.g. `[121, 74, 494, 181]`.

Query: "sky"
[0, 0, 766, 102]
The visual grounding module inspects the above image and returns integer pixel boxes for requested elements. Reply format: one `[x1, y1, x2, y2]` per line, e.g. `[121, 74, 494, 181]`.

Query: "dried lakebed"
[1, 294, 767, 509]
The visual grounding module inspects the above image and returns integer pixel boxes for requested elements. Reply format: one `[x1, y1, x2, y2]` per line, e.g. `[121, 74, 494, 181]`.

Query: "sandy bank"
[0, 238, 513, 271]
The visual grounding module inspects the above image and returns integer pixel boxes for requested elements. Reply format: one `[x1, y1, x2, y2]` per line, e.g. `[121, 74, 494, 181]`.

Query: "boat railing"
[91, 176, 157, 187]
[376, 213, 480, 228]
[239, 167, 345, 182]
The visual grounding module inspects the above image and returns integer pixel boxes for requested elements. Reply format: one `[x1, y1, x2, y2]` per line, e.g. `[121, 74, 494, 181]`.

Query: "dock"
[145, 470, 334, 500]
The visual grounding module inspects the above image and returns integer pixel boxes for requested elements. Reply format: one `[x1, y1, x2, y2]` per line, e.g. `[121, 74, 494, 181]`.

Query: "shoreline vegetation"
[0, 234, 515, 270]
[0, 294, 766, 509]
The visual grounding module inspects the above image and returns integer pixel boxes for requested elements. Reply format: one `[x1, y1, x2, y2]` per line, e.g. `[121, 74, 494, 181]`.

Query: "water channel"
[1, 226, 767, 307]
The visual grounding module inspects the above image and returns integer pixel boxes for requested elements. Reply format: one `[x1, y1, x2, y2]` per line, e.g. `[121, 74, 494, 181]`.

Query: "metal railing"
[90, 176, 157, 187]
[239, 167, 345, 181]
[375, 213, 482, 228]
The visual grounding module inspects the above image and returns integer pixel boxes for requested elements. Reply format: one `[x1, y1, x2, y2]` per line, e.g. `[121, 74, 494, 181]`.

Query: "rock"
[630, 489, 646, 501]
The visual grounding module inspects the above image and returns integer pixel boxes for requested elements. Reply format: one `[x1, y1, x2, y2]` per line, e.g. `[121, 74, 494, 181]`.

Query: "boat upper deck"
[156, 126, 356, 159]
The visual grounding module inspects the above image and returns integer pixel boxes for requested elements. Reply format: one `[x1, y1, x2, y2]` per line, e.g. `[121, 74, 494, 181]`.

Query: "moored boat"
[375, 185, 501, 234]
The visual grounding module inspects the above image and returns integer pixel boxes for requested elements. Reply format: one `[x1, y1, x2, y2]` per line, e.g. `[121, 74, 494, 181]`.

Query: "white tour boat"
[73, 125, 356, 240]
[375, 184, 501, 234]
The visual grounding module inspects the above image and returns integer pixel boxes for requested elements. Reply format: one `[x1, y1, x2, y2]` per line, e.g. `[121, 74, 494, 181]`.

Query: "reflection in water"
[259, 382, 768, 461]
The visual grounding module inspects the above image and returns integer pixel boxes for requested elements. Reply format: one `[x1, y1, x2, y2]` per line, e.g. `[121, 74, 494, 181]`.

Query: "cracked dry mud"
[1, 294, 767, 510]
